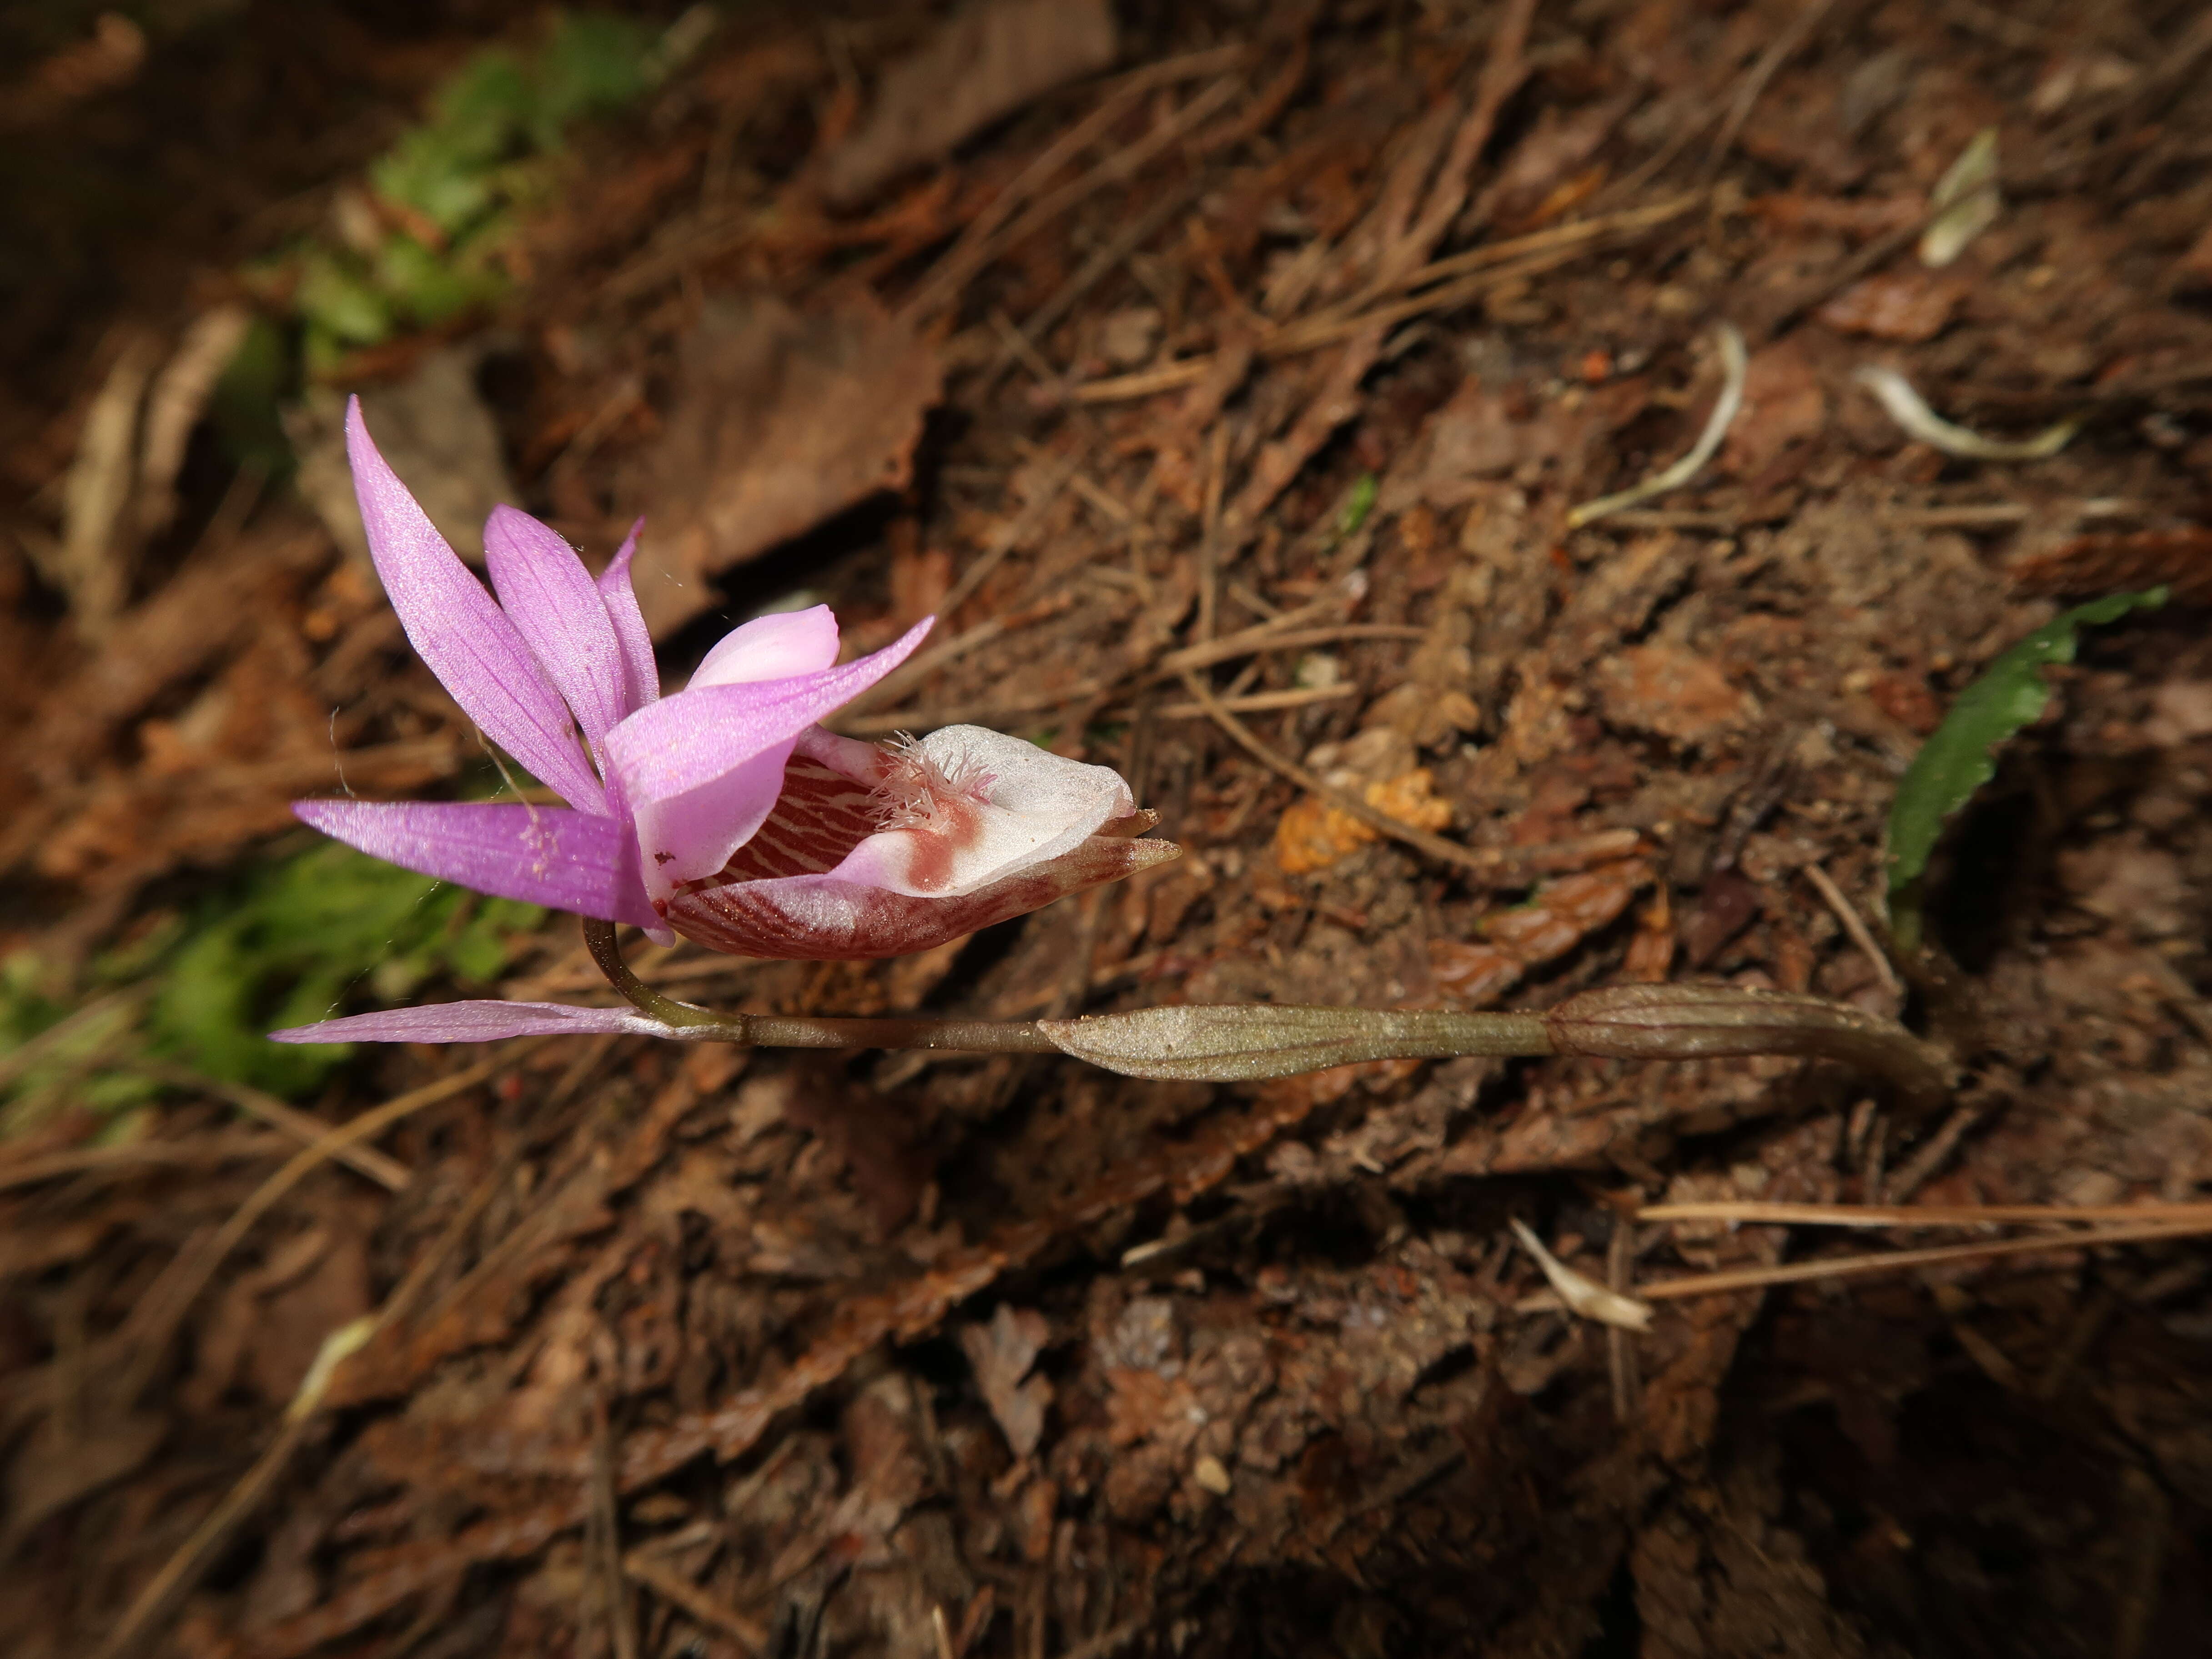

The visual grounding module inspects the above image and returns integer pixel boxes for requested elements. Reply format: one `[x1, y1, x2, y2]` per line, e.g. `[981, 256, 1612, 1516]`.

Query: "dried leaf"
[1854, 366, 2076, 461]
[137, 305, 254, 542]
[1429, 939, 1523, 1007]
[1719, 337, 1827, 479]
[3, 1410, 166, 1545]
[633, 291, 942, 633]
[2008, 527, 2212, 606]
[51, 330, 161, 627]
[960, 1305, 1052, 1458]
[1509, 1219, 1652, 1331]
[290, 351, 517, 565]
[1816, 271, 1963, 342]
[1920, 126, 2000, 269]
[822, 0, 1117, 206]
[1593, 644, 1757, 744]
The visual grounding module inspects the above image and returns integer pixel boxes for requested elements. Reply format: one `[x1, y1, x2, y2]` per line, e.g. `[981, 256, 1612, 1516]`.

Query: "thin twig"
[1885, 1095, 1994, 1202]
[1566, 323, 1747, 528]
[907, 73, 1244, 321]
[1799, 863, 1901, 996]
[1523, 1217, 2212, 1314]
[1154, 622, 1423, 676]
[1156, 684, 1354, 719]
[1606, 1215, 1644, 1423]
[1704, 0, 1843, 177]
[840, 624, 1418, 736]
[1069, 200, 1701, 404]
[1639, 1199, 2212, 1230]
[117, 1055, 508, 1402]
[623, 1551, 768, 1654]
[88, 1319, 375, 1659]
[0, 1131, 291, 1192]
[1175, 665, 1630, 882]
[1197, 424, 1228, 643]
[151, 1065, 412, 1190]
[591, 1399, 638, 1659]
[991, 173, 1207, 386]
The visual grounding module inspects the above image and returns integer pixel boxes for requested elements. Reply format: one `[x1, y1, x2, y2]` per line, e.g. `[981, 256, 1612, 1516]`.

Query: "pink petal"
[597, 519, 659, 718]
[664, 834, 1181, 960]
[294, 799, 658, 927]
[598, 765, 675, 946]
[691, 605, 843, 688]
[272, 1000, 682, 1044]
[482, 505, 627, 748]
[345, 400, 604, 812]
[603, 618, 931, 900]
[828, 726, 1135, 897]
[694, 750, 883, 883]
[634, 740, 801, 900]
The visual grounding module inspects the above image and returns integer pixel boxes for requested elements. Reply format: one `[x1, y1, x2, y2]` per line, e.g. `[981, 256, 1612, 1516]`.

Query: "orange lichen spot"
[1270, 768, 1454, 875]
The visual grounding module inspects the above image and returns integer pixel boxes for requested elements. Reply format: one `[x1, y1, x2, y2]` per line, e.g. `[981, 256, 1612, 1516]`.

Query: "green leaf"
[111, 841, 546, 1095]
[1039, 1004, 1551, 1081]
[427, 46, 536, 169]
[375, 232, 508, 325]
[1886, 587, 2167, 949]
[208, 315, 295, 477]
[294, 251, 391, 346]
[1337, 472, 1378, 538]
[531, 10, 656, 145]
[372, 129, 499, 234]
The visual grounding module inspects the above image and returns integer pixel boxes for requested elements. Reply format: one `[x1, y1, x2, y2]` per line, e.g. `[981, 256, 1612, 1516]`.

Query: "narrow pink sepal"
[603, 617, 931, 897]
[345, 400, 605, 812]
[483, 505, 627, 748]
[597, 519, 659, 718]
[293, 799, 659, 927]
[271, 1001, 681, 1044]
[607, 617, 930, 803]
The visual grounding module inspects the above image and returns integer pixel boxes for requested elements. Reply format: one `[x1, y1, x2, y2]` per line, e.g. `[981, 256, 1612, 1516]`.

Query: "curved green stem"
[582, 917, 743, 1033]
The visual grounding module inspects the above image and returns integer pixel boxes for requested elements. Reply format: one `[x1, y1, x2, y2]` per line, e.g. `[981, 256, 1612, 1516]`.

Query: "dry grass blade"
[1071, 200, 1703, 404]
[151, 1064, 413, 1191]
[1176, 666, 1634, 883]
[0, 1131, 289, 1192]
[116, 1053, 510, 1402]
[1566, 323, 1747, 528]
[1522, 1217, 2212, 1316]
[1639, 1199, 2212, 1230]
[623, 1551, 769, 1654]
[87, 1318, 374, 1659]
[1854, 366, 2079, 460]
[1509, 1218, 1654, 1331]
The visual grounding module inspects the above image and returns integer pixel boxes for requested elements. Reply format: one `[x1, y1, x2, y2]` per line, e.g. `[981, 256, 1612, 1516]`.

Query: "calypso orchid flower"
[273, 400, 1176, 1046]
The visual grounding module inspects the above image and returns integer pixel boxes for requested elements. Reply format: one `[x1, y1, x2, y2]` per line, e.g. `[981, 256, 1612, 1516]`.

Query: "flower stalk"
[580, 919, 1952, 1102]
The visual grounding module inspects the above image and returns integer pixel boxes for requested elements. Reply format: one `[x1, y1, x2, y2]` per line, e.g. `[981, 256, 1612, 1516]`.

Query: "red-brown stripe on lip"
[664, 835, 1181, 960]
[674, 754, 880, 893]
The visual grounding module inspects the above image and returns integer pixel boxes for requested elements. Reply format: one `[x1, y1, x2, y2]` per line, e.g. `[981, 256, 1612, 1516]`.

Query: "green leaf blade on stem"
[1037, 1004, 1553, 1082]
[1885, 587, 2167, 950]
